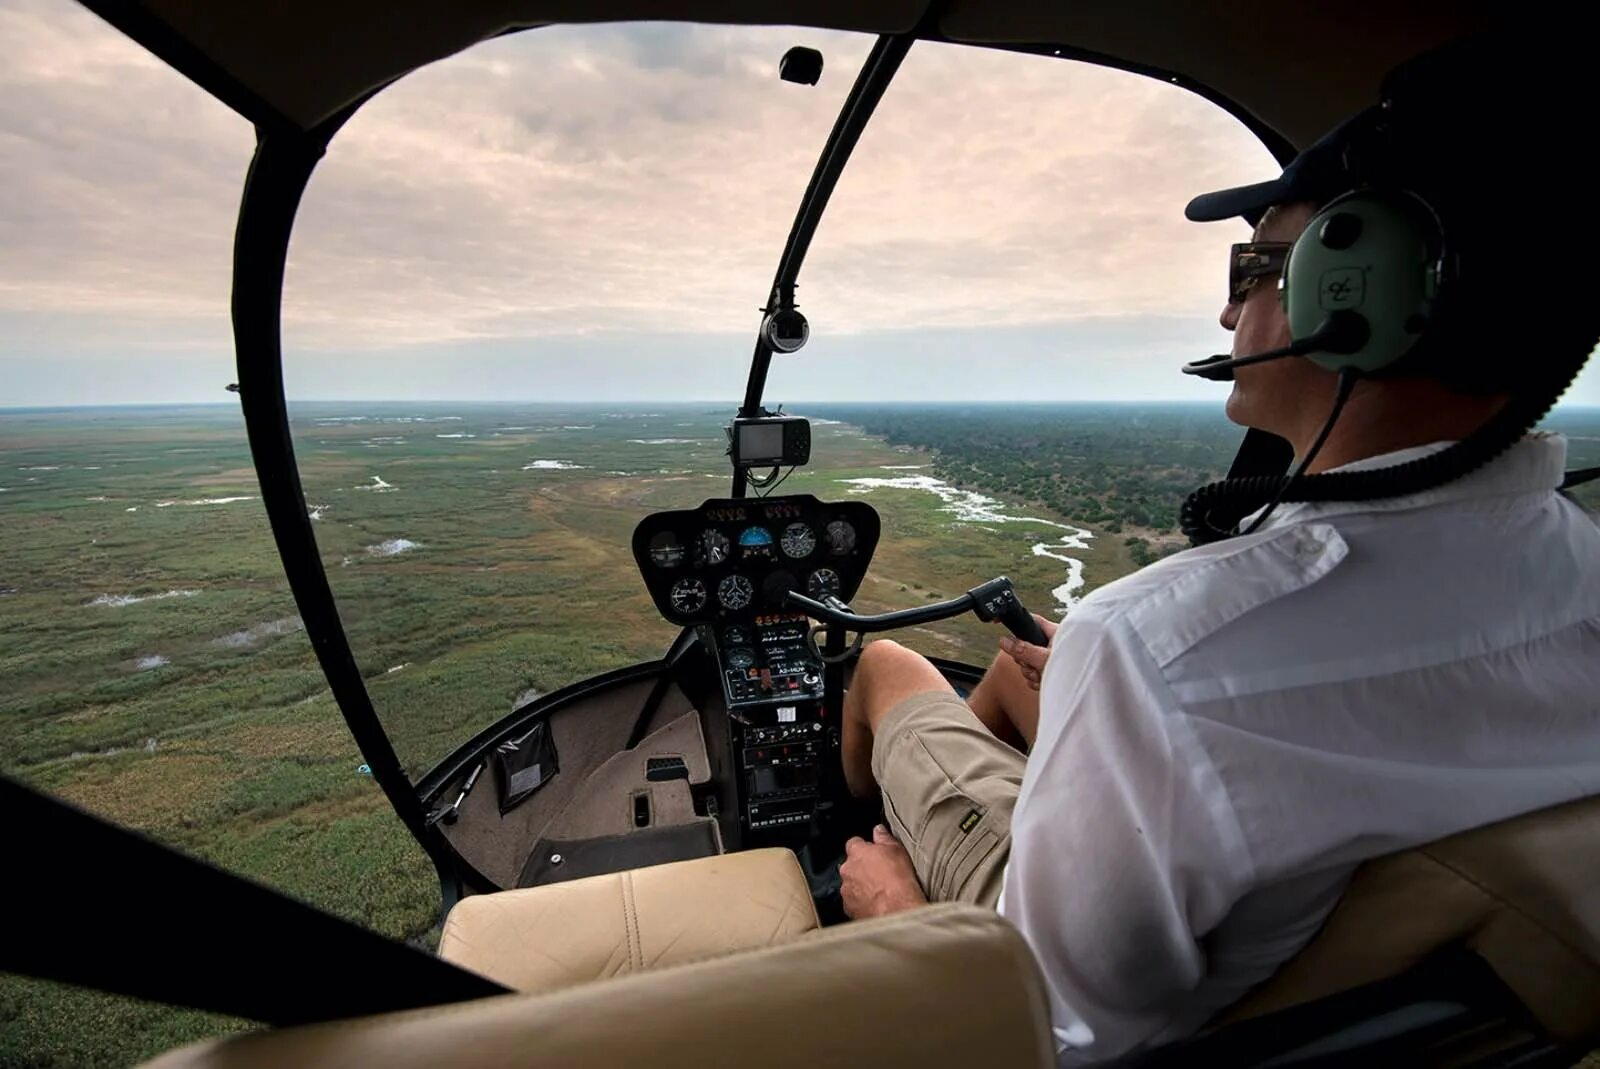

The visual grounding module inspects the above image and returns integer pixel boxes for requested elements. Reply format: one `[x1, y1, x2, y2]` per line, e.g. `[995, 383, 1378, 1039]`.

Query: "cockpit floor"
[531, 711, 710, 844]
[439, 675, 700, 888]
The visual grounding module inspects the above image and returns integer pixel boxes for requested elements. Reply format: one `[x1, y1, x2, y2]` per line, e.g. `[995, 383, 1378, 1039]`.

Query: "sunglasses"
[1229, 241, 1293, 305]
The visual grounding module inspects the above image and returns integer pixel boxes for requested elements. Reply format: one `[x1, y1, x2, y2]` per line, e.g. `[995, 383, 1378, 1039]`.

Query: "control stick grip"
[998, 599, 1049, 647]
[967, 577, 1049, 647]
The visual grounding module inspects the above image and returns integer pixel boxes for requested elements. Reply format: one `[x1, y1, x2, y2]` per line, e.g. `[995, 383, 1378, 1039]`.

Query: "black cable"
[759, 465, 797, 498]
[1239, 369, 1361, 537]
[745, 465, 781, 490]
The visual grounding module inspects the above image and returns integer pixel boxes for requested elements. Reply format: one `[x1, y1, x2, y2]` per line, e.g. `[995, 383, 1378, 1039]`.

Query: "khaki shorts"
[871, 691, 1025, 908]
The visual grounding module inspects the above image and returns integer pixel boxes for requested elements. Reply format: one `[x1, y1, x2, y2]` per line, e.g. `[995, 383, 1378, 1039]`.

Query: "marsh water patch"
[837, 474, 1095, 612]
[134, 655, 170, 671]
[214, 616, 305, 649]
[367, 538, 421, 557]
[154, 496, 255, 507]
[89, 589, 200, 607]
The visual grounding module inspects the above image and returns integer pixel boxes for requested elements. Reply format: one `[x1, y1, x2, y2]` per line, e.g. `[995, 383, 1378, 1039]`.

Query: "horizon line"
[4, 399, 1599, 413]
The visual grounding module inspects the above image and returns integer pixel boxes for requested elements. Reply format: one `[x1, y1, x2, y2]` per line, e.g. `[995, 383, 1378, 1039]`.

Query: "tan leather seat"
[144, 904, 1054, 1069]
[438, 847, 820, 992]
[1227, 795, 1600, 1043]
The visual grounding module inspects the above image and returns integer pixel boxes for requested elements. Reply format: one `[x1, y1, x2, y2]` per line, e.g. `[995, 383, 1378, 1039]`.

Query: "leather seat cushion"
[146, 904, 1054, 1069]
[439, 847, 820, 993]
[1226, 795, 1600, 1042]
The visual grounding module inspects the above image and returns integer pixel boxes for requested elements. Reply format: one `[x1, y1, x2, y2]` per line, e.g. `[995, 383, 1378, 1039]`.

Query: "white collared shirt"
[998, 433, 1600, 1064]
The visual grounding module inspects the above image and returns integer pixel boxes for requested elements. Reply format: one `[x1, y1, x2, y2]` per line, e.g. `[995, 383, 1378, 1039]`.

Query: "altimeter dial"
[780, 522, 816, 559]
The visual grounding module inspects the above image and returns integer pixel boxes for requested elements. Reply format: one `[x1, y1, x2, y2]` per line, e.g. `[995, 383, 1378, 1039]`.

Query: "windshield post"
[733, 33, 915, 496]
[232, 116, 494, 901]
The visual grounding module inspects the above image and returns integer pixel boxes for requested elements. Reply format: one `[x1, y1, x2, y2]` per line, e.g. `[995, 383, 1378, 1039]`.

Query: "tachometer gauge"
[696, 529, 731, 566]
[807, 567, 841, 599]
[725, 648, 756, 671]
[669, 577, 707, 615]
[717, 574, 754, 611]
[780, 522, 816, 559]
[648, 531, 684, 568]
[825, 519, 856, 555]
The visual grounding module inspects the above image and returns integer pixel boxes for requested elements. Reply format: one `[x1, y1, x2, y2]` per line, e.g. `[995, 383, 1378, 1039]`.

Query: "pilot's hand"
[840, 825, 928, 920]
[998, 615, 1056, 691]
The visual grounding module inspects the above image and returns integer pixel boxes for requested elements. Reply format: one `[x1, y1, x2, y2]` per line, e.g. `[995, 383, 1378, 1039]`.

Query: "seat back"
[1227, 795, 1600, 1043]
[144, 904, 1055, 1069]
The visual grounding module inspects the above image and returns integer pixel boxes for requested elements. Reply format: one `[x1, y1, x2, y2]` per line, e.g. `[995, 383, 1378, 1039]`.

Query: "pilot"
[834, 40, 1600, 1064]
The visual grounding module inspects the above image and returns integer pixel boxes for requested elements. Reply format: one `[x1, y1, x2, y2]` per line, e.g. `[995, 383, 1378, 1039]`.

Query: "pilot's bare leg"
[965, 650, 1041, 751]
[842, 638, 1040, 798]
[841, 640, 956, 798]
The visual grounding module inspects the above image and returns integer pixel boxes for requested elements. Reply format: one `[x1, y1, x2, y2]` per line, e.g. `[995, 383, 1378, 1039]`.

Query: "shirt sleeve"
[997, 609, 1254, 1064]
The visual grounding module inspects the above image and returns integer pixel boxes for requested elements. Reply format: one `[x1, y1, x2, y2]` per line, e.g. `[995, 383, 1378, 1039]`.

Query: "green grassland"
[3, 400, 1595, 1067]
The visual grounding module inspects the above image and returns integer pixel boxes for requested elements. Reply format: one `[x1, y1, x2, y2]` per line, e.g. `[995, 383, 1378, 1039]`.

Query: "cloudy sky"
[2, 1, 1596, 407]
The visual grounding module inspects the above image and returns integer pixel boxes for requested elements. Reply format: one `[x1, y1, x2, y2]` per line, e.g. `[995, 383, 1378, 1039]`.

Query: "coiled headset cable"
[1181, 340, 1594, 545]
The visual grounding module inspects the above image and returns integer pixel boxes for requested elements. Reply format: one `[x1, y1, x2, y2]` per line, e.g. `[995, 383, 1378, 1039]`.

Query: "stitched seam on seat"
[621, 871, 642, 972]
[1416, 847, 1597, 965]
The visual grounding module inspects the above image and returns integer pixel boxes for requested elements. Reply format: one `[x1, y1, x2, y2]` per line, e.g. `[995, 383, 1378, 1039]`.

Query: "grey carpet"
[530, 710, 710, 846]
[440, 675, 698, 889]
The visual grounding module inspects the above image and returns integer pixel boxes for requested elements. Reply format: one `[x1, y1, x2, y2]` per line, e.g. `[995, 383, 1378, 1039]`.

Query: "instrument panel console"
[631, 494, 879, 629]
[633, 495, 880, 838]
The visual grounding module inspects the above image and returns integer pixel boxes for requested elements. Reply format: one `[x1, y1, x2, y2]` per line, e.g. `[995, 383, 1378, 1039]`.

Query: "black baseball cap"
[1184, 106, 1379, 227]
[1184, 34, 1525, 229]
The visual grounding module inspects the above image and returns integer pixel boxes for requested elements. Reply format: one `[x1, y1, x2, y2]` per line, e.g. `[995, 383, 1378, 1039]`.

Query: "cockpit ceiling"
[102, 0, 1491, 148]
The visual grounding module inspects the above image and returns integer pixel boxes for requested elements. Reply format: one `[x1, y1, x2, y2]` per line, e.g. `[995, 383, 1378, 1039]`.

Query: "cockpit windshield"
[282, 25, 874, 776]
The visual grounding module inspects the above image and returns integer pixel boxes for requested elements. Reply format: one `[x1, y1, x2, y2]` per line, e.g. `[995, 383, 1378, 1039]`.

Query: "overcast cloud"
[2, 1, 1596, 406]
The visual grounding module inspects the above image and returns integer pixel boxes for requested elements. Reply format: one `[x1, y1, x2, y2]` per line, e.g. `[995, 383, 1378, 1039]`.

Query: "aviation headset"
[1279, 186, 1450, 378]
[1180, 168, 1593, 544]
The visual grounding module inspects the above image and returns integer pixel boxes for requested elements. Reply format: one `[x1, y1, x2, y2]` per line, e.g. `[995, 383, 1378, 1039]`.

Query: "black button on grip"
[966, 577, 1049, 646]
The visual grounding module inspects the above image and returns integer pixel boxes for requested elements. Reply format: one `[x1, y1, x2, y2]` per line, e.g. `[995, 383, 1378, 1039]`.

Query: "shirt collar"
[1249, 432, 1570, 532]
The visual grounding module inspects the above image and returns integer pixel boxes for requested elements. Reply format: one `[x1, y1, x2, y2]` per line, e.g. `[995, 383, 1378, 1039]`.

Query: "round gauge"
[648, 531, 684, 568]
[780, 522, 816, 559]
[723, 625, 748, 647]
[717, 574, 755, 611]
[738, 526, 774, 555]
[696, 529, 731, 566]
[668, 577, 707, 614]
[808, 567, 841, 599]
[825, 519, 857, 555]
[725, 648, 756, 671]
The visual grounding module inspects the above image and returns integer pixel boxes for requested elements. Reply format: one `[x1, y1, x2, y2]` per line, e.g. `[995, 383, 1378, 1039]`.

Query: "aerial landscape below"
[1, 400, 1596, 1066]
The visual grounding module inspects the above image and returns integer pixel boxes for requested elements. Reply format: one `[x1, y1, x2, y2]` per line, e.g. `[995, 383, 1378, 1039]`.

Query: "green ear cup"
[1280, 190, 1440, 374]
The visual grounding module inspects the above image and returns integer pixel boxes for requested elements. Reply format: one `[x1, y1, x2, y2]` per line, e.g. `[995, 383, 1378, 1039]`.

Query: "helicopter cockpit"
[5, 4, 1598, 1069]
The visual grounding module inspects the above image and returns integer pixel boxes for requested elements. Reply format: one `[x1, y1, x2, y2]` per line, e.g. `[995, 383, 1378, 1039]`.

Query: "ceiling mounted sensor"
[780, 46, 824, 85]
[762, 308, 810, 353]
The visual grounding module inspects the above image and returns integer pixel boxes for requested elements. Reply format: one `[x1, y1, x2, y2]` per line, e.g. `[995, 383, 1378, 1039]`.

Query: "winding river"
[837, 470, 1095, 613]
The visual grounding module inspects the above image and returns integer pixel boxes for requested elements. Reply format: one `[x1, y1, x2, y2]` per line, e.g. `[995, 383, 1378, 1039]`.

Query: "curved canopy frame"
[71, 0, 1493, 892]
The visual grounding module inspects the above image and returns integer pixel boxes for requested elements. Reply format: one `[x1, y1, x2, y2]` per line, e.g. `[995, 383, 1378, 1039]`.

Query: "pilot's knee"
[858, 638, 913, 674]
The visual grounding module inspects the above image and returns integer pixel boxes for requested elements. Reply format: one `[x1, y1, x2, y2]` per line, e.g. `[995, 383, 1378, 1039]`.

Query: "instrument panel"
[632, 495, 880, 626]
